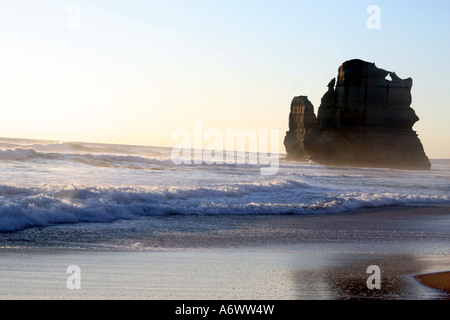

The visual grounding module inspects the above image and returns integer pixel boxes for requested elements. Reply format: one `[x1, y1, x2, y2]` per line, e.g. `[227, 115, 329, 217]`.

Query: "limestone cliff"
[284, 59, 431, 170]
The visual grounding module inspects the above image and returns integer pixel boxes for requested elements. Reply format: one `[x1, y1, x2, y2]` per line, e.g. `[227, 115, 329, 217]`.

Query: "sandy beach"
[0, 205, 449, 300]
[2, 0, 450, 309]
[416, 272, 450, 294]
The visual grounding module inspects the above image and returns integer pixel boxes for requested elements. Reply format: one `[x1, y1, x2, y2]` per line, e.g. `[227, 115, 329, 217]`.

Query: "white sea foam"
[1, 138, 449, 232]
[0, 182, 449, 232]
[0, 144, 272, 169]
[0, 147, 173, 167]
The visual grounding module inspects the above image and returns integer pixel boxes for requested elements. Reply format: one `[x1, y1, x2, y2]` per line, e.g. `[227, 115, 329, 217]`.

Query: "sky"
[0, 0, 449, 158]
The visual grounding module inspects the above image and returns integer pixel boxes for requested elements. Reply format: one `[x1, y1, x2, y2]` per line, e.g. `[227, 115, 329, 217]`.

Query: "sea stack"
[284, 59, 431, 170]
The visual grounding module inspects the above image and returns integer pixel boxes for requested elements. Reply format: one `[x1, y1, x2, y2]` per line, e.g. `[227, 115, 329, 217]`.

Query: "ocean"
[0, 137, 449, 234]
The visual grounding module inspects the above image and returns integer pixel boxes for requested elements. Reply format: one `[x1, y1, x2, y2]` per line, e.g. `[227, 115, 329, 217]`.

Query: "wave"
[0, 140, 85, 153]
[0, 138, 170, 156]
[0, 148, 39, 161]
[0, 147, 282, 172]
[1, 182, 449, 233]
[0, 147, 175, 167]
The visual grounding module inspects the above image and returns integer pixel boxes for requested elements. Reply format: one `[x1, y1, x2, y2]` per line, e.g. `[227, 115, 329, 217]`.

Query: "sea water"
[0, 137, 449, 233]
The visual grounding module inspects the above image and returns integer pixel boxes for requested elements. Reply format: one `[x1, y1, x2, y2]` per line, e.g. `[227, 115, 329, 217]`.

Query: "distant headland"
[284, 59, 431, 170]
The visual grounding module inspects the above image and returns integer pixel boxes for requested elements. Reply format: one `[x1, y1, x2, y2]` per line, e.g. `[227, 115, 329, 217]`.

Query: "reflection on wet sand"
[293, 253, 450, 300]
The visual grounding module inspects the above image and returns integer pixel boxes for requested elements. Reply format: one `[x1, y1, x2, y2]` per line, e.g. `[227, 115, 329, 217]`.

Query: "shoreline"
[0, 205, 449, 300]
[1, 204, 449, 247]
[415, 272, 450, 294]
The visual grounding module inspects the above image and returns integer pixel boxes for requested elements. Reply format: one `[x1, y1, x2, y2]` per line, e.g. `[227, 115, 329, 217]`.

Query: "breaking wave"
[0, 147, 174, 167]
[1, 138, 449, 233]
[1, 182, 449, 233]
[0, 145, 277, 170]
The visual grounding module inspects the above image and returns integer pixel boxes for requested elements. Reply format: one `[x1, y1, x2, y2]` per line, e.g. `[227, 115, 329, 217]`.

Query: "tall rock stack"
[284, 59, 431, 170]
[284, 96, 318, 160]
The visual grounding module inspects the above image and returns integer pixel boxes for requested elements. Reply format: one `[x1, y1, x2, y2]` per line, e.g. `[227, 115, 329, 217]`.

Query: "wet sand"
[0, 206, 449, 300]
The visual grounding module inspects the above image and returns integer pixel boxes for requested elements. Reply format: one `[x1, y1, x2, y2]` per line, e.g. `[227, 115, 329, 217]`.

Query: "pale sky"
[0, 0, 449, 158]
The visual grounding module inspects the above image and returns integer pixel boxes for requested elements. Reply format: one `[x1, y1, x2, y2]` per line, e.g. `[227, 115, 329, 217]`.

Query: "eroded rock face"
[283, 96, 318, 160]
[284, 59, 431, 170]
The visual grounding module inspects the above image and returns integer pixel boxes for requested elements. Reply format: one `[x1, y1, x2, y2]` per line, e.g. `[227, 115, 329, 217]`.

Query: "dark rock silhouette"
[284, 59, 431, 170]
[284, 96, 318, 160]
